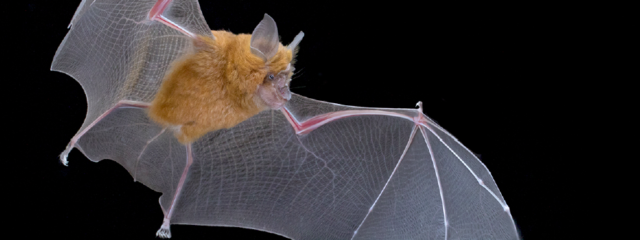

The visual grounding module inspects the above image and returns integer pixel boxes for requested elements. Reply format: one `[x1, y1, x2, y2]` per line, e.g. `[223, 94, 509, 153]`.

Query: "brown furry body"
[149, 31, 293, 143]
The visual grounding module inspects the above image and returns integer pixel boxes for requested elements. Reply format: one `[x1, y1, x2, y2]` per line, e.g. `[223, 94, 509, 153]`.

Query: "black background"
[9, 0, 593, 239]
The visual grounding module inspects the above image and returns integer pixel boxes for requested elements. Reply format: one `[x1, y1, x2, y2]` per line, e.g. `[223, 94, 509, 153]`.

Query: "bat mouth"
[269, 78, 291, 109]
[278, 85, 292, 101]
[257, 80, 291, 110]
[269, 86, 291, 109]
[259, 69, 292, 110]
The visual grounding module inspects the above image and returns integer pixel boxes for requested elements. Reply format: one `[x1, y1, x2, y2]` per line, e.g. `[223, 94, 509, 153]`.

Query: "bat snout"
[277, 80, 292, 101]
[257, 81, 291, 110]
[279, 88, 291, 100]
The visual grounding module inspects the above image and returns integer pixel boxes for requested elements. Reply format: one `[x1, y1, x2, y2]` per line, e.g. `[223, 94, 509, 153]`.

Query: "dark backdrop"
[9, 1, 587, 239]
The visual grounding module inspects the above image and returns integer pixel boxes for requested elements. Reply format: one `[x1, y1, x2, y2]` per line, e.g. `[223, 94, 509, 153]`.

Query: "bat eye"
[268, 74, 275, 80]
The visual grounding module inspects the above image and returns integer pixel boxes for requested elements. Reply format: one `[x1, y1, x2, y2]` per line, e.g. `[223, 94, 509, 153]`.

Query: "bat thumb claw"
[60, 155, 68, 166]
[60, 145, 73, 166]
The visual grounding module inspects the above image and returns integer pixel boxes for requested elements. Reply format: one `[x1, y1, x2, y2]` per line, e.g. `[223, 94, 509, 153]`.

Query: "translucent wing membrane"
[73, 94, 517, 239]
[419, 125, 517, 239]
[67, 0, 94, 28]
[53, 1, 517, 239]
[75, 107, 186, 213]
[351, 127, 447, 239]
[51, 0, 211, 142]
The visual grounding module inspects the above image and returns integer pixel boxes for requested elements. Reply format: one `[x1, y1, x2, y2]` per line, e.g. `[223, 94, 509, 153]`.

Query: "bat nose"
[279, 86, 291, 100]
[276, 78, 291, 100]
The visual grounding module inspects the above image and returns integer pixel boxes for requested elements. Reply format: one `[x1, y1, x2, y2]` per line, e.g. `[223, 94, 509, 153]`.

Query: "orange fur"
[149, 30, 293, 143]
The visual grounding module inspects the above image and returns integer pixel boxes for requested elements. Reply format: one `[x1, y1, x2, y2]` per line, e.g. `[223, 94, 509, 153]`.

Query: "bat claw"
[415, 101, 423, 113]
[156, 227, 171, 238]
[60, 155, 68, 166]
[59, 144, 73, 166]
[156, 218, 172, 238]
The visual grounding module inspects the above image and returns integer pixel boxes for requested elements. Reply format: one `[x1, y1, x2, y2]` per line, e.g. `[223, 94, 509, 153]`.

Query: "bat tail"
[155, 218, 172, 238]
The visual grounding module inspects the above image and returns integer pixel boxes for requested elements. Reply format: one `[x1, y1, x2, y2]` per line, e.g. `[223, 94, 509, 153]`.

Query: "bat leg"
[156, 218, 172, 238]
[156, 143, 194, 238]
[148, 0, 196, 38]
[60, 100, 150, 166]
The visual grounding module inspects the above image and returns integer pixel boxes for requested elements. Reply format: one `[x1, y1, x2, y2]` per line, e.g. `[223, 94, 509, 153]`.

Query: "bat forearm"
[280, 106, 420, 135]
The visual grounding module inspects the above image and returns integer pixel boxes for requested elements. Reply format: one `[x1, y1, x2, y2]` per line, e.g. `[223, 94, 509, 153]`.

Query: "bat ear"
[251, 14, 279, 62]
[287, 31, 305, 51]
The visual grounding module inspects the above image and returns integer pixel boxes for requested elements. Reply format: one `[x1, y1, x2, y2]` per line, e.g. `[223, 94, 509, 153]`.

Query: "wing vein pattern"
[421, 125, 449, 239]
[351, 126, 419, 240]
[52, 1, 518, 239]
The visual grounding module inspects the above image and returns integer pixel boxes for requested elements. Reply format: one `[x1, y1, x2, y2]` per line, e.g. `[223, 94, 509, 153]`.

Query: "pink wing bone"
[148, 0, 197, 38]
[61, 1, 436, 237]
[58, 2, 199, 238]
[59, 0, 200, 166]
[280, 102, 446, 240]
[282, 103, 517, 239]
[280, 102, 427, 135]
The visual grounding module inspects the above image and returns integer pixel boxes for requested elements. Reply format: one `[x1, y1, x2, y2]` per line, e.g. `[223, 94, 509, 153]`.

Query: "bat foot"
[156, 227, 171, 238]
[156, 218, 172, 238]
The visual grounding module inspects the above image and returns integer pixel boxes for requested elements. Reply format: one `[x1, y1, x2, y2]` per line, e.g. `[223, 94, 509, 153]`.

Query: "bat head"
[251, 14, 304, 110]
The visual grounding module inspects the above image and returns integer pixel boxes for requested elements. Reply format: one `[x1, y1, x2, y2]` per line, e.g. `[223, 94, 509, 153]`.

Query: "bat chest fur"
[148, 55, 263, 143]
[148, 31, 290, 144]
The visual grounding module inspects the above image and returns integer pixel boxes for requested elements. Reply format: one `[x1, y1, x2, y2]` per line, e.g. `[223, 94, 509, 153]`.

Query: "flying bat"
[52, 0, 519, 239]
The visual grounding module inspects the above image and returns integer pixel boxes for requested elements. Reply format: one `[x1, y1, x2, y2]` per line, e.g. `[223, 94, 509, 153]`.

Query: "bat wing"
[182, 95, 519, 239]
[76, 93, 518, 239]
[51, 0, 212, 149]
[53, 1, 518, 239]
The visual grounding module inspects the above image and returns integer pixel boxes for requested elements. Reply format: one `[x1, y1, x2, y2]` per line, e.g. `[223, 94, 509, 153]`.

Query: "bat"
[52, 0, 519, 239]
